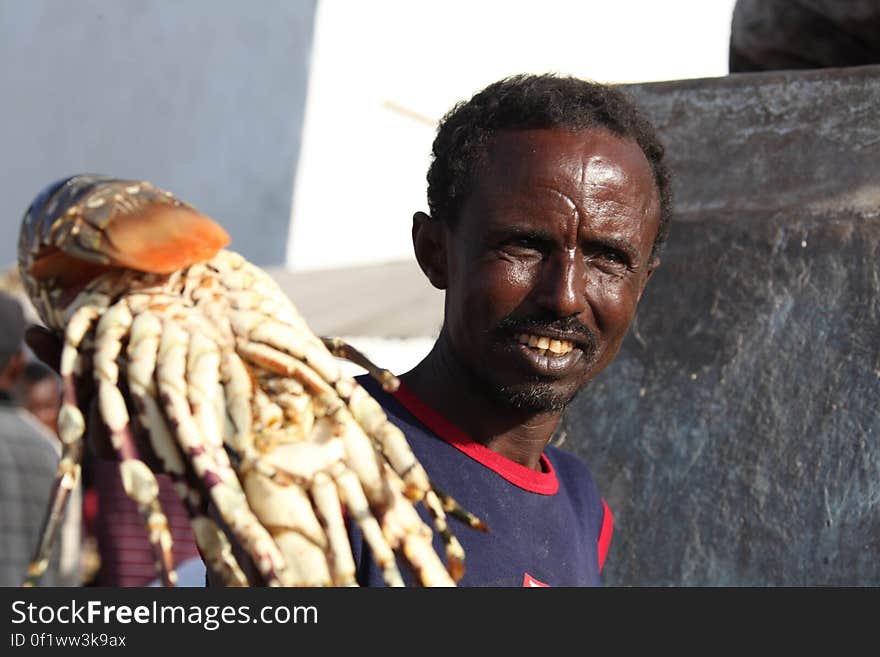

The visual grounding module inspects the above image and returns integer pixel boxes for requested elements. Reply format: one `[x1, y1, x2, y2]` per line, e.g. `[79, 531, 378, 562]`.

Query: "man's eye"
[502, 238, 542, 254]
[588, 249, 630, 270]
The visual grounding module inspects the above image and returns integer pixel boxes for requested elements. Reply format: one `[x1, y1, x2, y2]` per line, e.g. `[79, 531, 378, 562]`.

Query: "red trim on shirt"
[523, 572, 550, 587]
[598, 498, 613, 572]
[392, 383, 559, 495]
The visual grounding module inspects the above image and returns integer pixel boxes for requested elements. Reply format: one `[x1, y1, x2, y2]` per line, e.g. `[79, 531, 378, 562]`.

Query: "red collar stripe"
[522, 572, 550, 587]
[598, 498, 613, 572]
[391, 383, 559, 495]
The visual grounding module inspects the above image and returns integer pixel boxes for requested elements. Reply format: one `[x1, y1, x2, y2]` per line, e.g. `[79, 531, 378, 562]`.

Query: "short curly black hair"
[426, 74, 673, 260]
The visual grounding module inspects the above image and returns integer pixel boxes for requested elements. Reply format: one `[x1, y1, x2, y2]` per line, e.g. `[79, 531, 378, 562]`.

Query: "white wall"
[1, 0, 316, 270]
[287, 0, 739, 271]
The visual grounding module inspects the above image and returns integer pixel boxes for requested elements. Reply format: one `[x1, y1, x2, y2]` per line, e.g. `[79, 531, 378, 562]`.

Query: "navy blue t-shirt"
[350, 375, 613, 587]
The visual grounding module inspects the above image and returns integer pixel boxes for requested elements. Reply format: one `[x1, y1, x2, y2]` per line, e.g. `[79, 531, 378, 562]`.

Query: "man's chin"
[491, 381, 576, 413]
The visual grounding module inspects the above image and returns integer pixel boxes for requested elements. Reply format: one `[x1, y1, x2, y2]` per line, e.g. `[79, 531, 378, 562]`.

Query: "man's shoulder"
[544, 444, 602, 496]
[0, 405, 59, 461]
[355, 373, 399, 413]
[545, 443, 593, 474]
[544, 444, 609, 548]
[353, 373, 427, 439]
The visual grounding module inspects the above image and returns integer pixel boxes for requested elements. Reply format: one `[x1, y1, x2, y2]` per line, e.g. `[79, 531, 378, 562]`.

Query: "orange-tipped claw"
[99, 204, 230, 274]
[28, 202, 231, 307]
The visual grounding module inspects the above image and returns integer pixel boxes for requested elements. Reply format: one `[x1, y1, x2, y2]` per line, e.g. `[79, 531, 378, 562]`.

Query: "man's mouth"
[515, 332, 575, 356]
[494, 316, 597, 378]
[506, 330, 583, 378]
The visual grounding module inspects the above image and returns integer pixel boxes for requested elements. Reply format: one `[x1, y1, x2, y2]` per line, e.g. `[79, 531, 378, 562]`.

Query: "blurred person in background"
[0, 291, 80, 586]
[17, 295, 200, 587]
[20, 359, 104, 584]
[22, 359, 60, 436]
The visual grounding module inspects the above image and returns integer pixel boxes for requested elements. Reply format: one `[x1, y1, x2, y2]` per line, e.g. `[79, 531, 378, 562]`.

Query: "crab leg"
[185, 318, 273, 586]
[333, 466, 408, 586]
[127, 309, 248, 586]
[373, 463, 456, 587]
[156, 316, 289, 586]
[316, 336, 476, 571]
[230, 311, 455, 500]
[425, 482, 487, 533]
[235, 412, 363, 587]
[224, 345, 412, 586]
[92, 300, 177, 586]
[291, 411, 402, 587]
[310, 469, 358, 586]
[254, 374, 316, 438]
[209, 258, 479, 581]
[321, 336, 399, 392]
[241, 462, 333, 586]
[228, 313, 423, 487]
[330, 375, 484, 575]
[20, 178, 483, 590]
[223, 350, 344, 586]
[234, 332, 474, 578]
[235, 340, 460, 583]
[23, 300, 101, 586]
[235, 341, 387, 497]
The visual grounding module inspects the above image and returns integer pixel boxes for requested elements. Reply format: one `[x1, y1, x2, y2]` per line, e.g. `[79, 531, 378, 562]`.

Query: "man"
[350, 74, 672, 586]
[0, 291, 80, 586]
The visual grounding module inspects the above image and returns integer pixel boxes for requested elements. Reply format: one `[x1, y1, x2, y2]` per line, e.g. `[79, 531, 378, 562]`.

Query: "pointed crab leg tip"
[448, 560, 465, 583]
[381, 373, 400, 392]
[454, 509, 489, 532]
[404, 483, 425, 502]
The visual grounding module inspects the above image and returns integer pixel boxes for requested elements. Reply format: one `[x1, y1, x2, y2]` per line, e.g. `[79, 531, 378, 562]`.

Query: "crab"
[17, 174, 485, 587]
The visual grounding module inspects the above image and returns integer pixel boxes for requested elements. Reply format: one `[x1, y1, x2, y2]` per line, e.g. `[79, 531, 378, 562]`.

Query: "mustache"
[495, 313, 597, 350]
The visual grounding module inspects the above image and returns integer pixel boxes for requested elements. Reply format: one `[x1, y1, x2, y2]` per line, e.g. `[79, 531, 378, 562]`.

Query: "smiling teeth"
[516, 333, 574, 354]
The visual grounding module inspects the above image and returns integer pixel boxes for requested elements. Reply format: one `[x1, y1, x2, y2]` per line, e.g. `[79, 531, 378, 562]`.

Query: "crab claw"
[84, 198, 230, 275]
[24, 175, 230, 287]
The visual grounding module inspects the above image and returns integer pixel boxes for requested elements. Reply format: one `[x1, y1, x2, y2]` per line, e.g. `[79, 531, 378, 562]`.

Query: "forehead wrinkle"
[532, 184, 579, 213]
[479, 182, 572, 223]
[532, 179, 645, 233]
[528, 184, 584, 245]
[527, 182, 648, 253]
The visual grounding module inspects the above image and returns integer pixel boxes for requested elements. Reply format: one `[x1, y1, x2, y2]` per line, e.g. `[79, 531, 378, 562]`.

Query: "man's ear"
[412, 211, 448, 290]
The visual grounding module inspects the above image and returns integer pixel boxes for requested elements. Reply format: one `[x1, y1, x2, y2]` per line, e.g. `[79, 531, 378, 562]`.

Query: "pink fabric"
[92, 458, 198, 586]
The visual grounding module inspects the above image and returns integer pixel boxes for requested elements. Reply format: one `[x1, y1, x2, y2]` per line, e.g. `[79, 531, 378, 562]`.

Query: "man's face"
[25, 377, 60, 435]
[441, 128, 661, 411]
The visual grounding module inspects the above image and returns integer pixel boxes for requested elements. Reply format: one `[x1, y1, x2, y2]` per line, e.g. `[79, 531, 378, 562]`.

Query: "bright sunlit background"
[288, 0, 739, 271]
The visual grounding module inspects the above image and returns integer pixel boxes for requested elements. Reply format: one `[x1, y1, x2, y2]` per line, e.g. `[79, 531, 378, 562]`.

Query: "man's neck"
[399, 338, 564, 472]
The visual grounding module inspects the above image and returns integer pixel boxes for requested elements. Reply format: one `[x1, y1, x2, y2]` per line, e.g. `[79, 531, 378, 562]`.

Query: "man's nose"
[534, 250, 588, 318]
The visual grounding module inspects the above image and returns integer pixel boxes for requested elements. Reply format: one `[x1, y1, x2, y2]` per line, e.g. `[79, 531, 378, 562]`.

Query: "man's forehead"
[470, 128, 659, 209]
[453, 127, 661, 250]
[480, 127, 649, 173]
